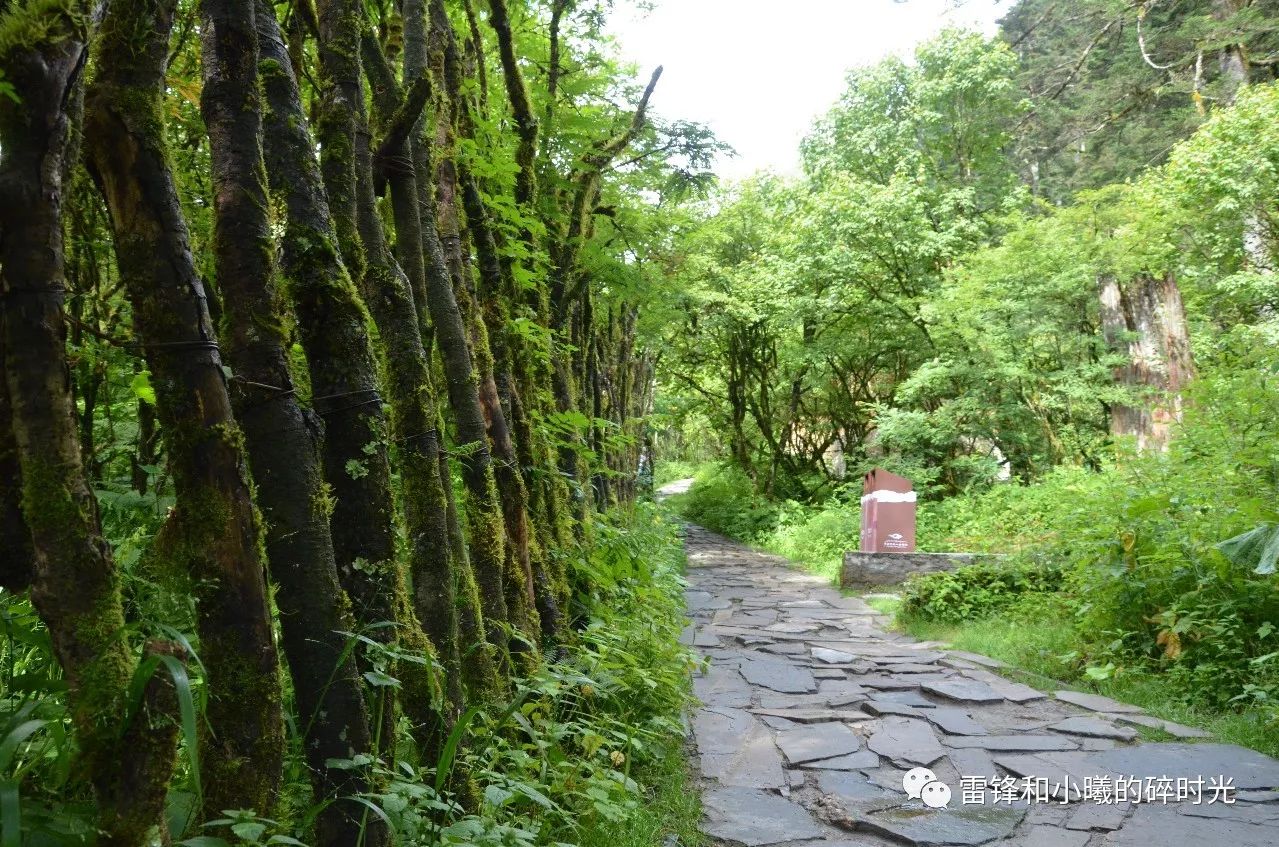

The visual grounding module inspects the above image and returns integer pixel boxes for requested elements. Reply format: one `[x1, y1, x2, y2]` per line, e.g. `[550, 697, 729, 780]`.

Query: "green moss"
[0, 0, 85, 60]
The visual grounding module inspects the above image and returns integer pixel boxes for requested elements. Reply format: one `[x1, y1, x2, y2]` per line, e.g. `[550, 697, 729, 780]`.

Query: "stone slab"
[841, 550, 990, 587]
[798, 750, 881, 770]
[701, 786, 824, 846]
[856, 805, 1028, 846]
[925, 707, 988, 736]
[1053, 689, 1144, 714]
[1007, 827, 1090, 846]
[750, 707, 869, 724]
[812, 646, 856, 664]
[1090, 743, 1279, 791]
[945, 735, 1079, 752]
[1048, 716, 1137, 742]
[739, 656, 817, 694]
[863, 700, 924, 718]
[866, 716, 945, 766]
[922, 678, 1005, 704]
[1065, 800, 1131, 831]
[694, 668, 753, 708]
[775, 721, 862, 765]
[1109, 712, 1212, 739]
[1106, 802, 1279, 847]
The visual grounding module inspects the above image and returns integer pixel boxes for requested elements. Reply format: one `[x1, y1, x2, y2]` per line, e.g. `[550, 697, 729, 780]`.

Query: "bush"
[899, 559, 1063, 623]
[905, 339, 1279, 713]
[766, 497, 860, 582]
[667, 464, 782, 541]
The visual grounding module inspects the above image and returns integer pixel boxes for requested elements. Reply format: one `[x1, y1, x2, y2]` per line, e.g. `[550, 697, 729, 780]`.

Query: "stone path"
[679, 522, 1279, 847]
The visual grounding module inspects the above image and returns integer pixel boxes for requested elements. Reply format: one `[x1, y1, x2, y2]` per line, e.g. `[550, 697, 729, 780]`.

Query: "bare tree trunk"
[1098, 272, 1196, 452]
[0, 7, 179, 838]
[84, 0, 284, 815]
[1212, 0, 1249, 105]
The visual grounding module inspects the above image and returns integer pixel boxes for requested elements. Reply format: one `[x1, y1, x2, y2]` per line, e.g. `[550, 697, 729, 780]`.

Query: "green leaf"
[1, 781, 19, 847]
[231, 822, 267, 842]
[1216, 522, 1279, 575]
[484, 784, 514, 808]
[362, 670, 400, 688]
[0, 719, 47, 771]
[129, 370, 158, 405]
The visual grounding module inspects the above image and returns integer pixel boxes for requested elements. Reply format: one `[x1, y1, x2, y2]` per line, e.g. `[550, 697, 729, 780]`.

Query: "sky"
[607, 0, 1011, 179]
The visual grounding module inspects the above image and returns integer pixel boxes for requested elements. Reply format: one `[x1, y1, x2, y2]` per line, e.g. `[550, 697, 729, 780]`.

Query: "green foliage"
[1, 507, 696, 846]
[358, 505, 696, 845]
[666, 464, 781, 543]
[900, 560, 1062, 624]
[901, 344, 1279, 716]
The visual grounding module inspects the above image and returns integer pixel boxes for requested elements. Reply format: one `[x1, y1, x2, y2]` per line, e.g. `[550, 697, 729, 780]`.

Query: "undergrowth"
[0, 503, 701, 847]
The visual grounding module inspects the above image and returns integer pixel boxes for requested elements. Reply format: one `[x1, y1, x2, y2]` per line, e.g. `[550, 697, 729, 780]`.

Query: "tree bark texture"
[0, 4, 179, 839]
[84, 0, 284, 815]
[1098, 272, 1196, 453]
[200, 1, 382, 842]
[256, 0, 403, 721]
[420, 0, 525, 661]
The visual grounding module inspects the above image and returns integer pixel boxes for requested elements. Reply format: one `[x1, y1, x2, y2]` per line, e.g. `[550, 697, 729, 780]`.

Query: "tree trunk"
[314, 0, 464, 753]
[0, 360, 33, 592]
[256, 0, 406, 753]
[1098, 272, 1196, 452]
[84, 0, 284, 815]
[200, 2, 382, 843]
[460, 175, 561, 642]
[361, 24, 475, 709]
[0, 7, 179, 838]
[416, 0, 526, 661]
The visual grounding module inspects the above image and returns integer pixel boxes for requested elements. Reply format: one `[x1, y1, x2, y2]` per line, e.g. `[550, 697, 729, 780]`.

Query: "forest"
[3, 0, 1279, 844]
[0, 0, 711, 842]
[661, 0, 1279, 760]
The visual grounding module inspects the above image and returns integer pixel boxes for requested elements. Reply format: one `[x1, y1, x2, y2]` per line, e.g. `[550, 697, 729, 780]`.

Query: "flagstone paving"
[678, 522, 1279, 846]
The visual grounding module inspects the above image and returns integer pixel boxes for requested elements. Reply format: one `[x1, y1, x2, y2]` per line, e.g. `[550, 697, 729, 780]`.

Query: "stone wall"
[840, 551, 995, 587]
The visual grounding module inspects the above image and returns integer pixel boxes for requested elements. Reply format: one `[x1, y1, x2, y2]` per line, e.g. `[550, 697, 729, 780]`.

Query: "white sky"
[608, 0, 1011, 179]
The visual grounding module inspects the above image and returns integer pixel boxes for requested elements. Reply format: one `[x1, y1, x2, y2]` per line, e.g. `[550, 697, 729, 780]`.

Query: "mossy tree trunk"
[360, 19, 484, 711]
[199, 1, 382, 843]
[83, 0, 284, 816]
[0, 4, 179, 840]
[254, 0, 408, 759]
[423, 0, 539, 661]
[314, 0, 461, 753]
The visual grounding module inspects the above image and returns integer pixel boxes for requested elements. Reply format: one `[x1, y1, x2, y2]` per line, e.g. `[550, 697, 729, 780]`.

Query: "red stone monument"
[859, 468, 916, 553]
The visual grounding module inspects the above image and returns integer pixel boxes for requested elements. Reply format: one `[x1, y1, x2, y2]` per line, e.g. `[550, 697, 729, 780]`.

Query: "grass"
[582, 744, 705, 847]
[890, 596, 1279, 760]
[579, 497, 705, 847]
[862, 594, 902, 616]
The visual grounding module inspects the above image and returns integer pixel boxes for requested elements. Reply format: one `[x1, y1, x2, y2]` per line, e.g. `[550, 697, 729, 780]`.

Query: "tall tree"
[199, 0, 382, 841]
[84, 0, 284, 815]
[0, 1, 181, 840]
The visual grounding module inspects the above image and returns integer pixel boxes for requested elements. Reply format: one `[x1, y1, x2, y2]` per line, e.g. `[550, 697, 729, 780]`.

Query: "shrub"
[667, 464, 781, 542]
[899, 559, 1063, 623]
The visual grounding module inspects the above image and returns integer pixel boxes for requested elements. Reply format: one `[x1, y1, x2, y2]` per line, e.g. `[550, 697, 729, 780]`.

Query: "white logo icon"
[902, 767, 952, 808]
[902, 767, 937, 799]
[921, 781, 952, 808]
[888, 532, 903, 540]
